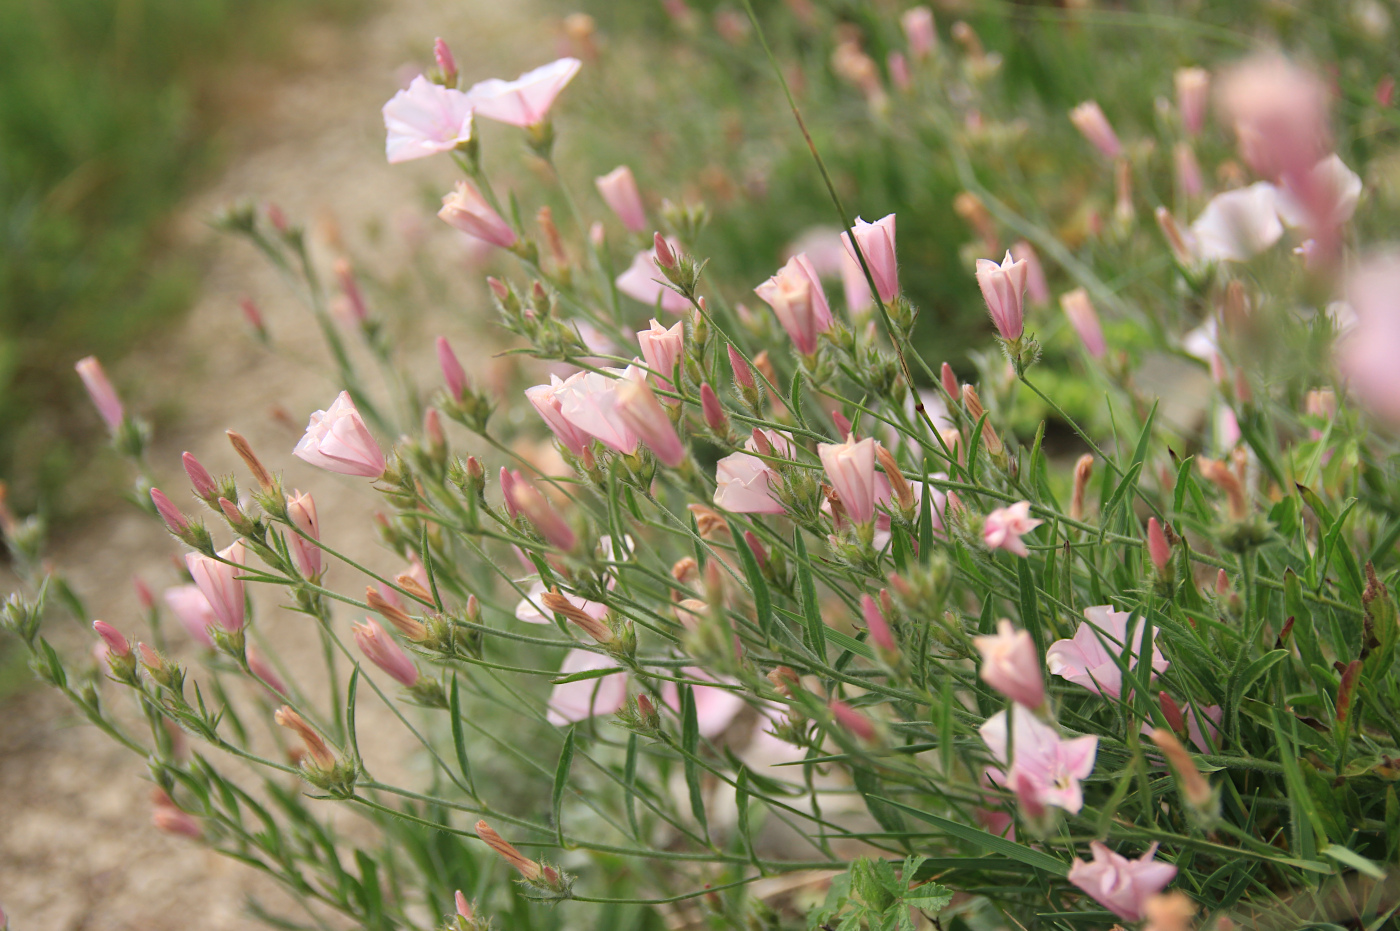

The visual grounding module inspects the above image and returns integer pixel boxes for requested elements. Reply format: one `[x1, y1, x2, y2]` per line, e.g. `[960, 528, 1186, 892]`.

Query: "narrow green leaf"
[681, 685, 708, 834]
[729, 518, 773, 640]
[1130, 402, 1158, 472]
[345, 667, 362, 764]
[824, 626, 876, 661]
[1322, 844, 1385, 879]
[795, 530, 826, 660]
[624, 733, 640, 840]
[918, 458, 935, 560]
[736, 766, 761, 870]
[788, 368, 805, 429]
[552, 728, 575, 846]
[871, 797, 1068, 875]
[1238, 649, 1291, 699]
[1103, 461, 1144, 526]
[1016, 556, 1044, 656]
[449, 675, 475, 795]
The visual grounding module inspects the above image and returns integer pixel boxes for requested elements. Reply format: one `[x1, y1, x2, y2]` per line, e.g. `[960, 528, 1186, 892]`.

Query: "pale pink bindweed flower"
[1060, 288, 1106, 358]
[294, 391, 386, 477]
[546, 649, 628, 725]
[1047, 604, 1170, 698]
[163, 585, 217, 648]
[636, 318, 684, 390]
[286, 490, 322, 579]
[353, 618, 421, 687]
[713, 429, 791, 515]
[973, 620, 1045, 709]
[525, 374, 595, 456]
[983, 501, 1042, 557]
[1274, 154, 1362, 234]
[841, 214, 899, 302]
[616, 243, 691, 313]
[979, 707, 1098, 815]
[438, 181, 517, 249]
[1187, 182, 1284, 263]
[554, 366, 647, 454]
[595, 166, 647, 233]
[1217, 54, 1330, 181]
[1068, 842, 1178, 921]
[463, 57, 582, 127]
[840, 249, 873, 313]
[152, 803, 203, 839]
[75, 355, 124, 432]
[185, 541, 248, 632]
[661, 667, 747, 738]
[1010, 241, 1049, 306]
[819, 436, 878, 525]
[1334, 253, 1400, 425]
[1174, 68, 1210, 137]
[754, 253, 832, 355]
[901, 7, 936, 59]
[976, 251, 1029, 341]
[1069, 101, 1123, 159]
[615, 376, 686, 467]
[382, 75, 475, 163]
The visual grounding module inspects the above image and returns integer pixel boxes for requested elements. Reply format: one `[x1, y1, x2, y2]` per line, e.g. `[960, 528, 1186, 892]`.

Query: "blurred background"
[2, 0, 1398, 926]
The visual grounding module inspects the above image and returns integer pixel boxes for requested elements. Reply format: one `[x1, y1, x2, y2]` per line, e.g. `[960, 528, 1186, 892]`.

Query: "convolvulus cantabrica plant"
[4, 5, 1400, 930]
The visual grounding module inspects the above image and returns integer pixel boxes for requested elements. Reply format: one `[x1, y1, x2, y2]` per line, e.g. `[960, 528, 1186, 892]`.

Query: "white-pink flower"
[382, 76, 475, 163]
[185, 541, 247, 633]
[546, 649, 628, 725]
[1068, 842, 1178, 921]
[841, 214, 899, 303]
[1060, 288, 1106, 358]
[973, 620, 1045, 709]
[163, 585, 217, 648]
[636, 318, 684, 391]
[1188, 182, 1284, 263]
[595, 165, 647, 233]
[615, 376, 686, 467]
[713, 430, 791, 515]
[754, 253, 833, 354]
[819, 436, 878, 525]
[616, 245, 690, 314]
[1335, 254, 1400, 425]
[294, 391, 386, 477]
[1046, 604, 1169, 698]
[464, 57, 582, 127]
[438, 181, 517, 249]
[553, 366, 646, 454]
[525, 375, 595, 456]
[979, 707, 1098, 815]
[983, 501, 1042, 557]
[976, 250, 1028, 341]
[662, 668, 747, 738]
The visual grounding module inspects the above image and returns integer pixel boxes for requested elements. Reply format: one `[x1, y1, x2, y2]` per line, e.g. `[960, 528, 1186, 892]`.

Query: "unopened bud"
[1148, 728, 1214, 811]
[475, 820, 541, 881]
[729, 345, 756, 391]
[366, 586, 429, 640]
[434, 37, 458, 84]
[829, 699, 878, 742]
[542, 589, 612, 642]
[1147, 517, 1172, 575]
[875, 444, 915, 512]
[700, 383, 728, 434]
[93, 620, 131, 658]
[940, 362, 959, 398]
[227, 430, 275, 492]
[182, 451, 219, 502]
[860, 594, 898, 654]
[653, 231, 676, 269]
[1158, 691, 1187, 736]
[1070, 454, 1094, 521]
[274, 705, 338, 771]
[150, 488, 190, 534]
[1198, 458, 1246, 520]
[743, 531, 769, 569]
[487, 276, 510, 301]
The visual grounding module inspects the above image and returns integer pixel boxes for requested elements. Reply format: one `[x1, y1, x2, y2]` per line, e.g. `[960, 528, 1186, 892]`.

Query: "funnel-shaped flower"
[353, 618, 420, 687]
[526, 374, 595, 456]
[464, 57, 581, 127]
[714, 430, 791, 515]
[294, 391, 386, 477]
[75, 356, 124, 432]
[185, 541, 247, 632]
[976, 251, 1028, 341]
[382, 76, 475, 163]
[1060, 288, 1106, 358]
[973, 620, 1045, 709]
[755, 253, 832, 354]
[840, 214, 899, 302]
[1068, 842, 1178, 921]
[595, 165, 647, 233]
[615, 376, 686, 467]
[1188, 182, 1284, 263]
[554, 366, 646, 454]
[980, 708, 1098, 815]
[439, 181, 517, 248]
[1047, 604, 1169, 698]
[163, 585, 217, 648]
[637, 318, 684, 391]
[819, 436, 878, 525]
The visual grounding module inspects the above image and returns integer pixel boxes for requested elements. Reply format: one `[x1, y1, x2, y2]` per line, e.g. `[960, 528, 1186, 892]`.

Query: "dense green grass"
[0, 0, 360, 512]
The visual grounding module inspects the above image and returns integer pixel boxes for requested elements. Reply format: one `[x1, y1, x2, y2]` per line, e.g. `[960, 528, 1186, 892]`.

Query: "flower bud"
[274, 705, 338, 772]
[75, 355, 124, 433]
[542, 589, 612, 643]
[728, 345, 756, 392]
[743, 531, 769, 570]
[1148, 727, 1215, 813]
[353, 618, 421, 687]
[1069, 101, 1122, 159]
[433, 37, 458, 84]
[1147, 517, 1172, 578]
[475, 820, 541, 881]
[940, 362, 959, 398]
[829, 699, 878, 743]
[366, 586, 429, 641]
[860, 594, 898, 655]
[93, 620, 131, 658]
[1070, 454, 1094, 521]
[150, 488, 190, 534]
[875, 444, 915, 513]
[247, 645, 289, 697]
[653, 231, 676, 269]
[1158, 691, 1187, 737]
[437, 336, 469, 400]
[615, 376, 687, 467]
[227, 430, 276, 493]
[700, 383, 728, 435]
[513, 482, 578, 552]
[182, 451, 219, 502]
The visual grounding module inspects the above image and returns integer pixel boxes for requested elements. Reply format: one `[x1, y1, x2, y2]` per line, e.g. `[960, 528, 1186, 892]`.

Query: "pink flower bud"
[1147, 517, 1171, 575]
[286, 490, 322, 579]
[755, 253, 832, 355]
[137, 641, 162, 671]
[182, 451, 218, 501]
[700, 383, 728, 433]
[819, 436, 878, 525]
[293, 391, 386, 478]
[1159, 691, 1186, 735]
[334, 258, 368, 324]
[615, 377, 687, 467]
[1218, 54, 1330, 181]
[455, 891, 474, 920]
[353, 618, 420, 687]
[901, 7, 936, 59]
[1175, 67, 1209, 136]
[150, 488, 190, 534]
[513, 481, 577, 551]
[595, 165, 647, 233]
[1010, 240, 1049, 306]
[434, 37, 458, 83]
[743, 530, 769, 568]
[976, 251, 1029, 341]
[1060, 288, 1106, 358]
[133, 575, 155, 611]
[152, 804, 202, 839]
[653, 231, 676, 268]
[93, 620, 131, 658]
[437, 336, 469, 399]
[247, 645, 289, 697]
[185, 541, 247, 632]
[500, 467, 523, 518]
[729, 345, 756, 391]
[829, 699, 877, 742]
[1174, 142, 1204, 199]
[274, 705, 337, 771]
[462, 57, 581, 128]
[1069, 101, 1123, 159]
[831, 410, 854, 438]
[589, 220, 606, 247]
[75, 355, 125, 432]
[239, 296, 266, 337]
[887, 51, 911, 92]
[860, 594, 898, 654]
[439, 181, 517, 248]
[637, 318, 684, 391]
[973, 619, 1045, 708]
[940, 362, 959, 398]
[840, 214, 899, 303]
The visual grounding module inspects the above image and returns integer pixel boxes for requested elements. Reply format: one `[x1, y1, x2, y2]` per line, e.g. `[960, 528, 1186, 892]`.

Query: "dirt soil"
[0, 0, 560, 927]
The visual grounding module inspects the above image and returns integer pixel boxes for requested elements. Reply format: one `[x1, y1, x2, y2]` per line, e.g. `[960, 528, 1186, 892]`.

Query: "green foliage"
[809, 856, 951, 931]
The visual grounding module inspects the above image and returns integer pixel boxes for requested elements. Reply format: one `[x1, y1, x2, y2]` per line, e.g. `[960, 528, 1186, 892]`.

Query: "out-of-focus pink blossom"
[286, 490, 322, 579]
[152, 803, 202, 839]
[164, 585, 217, 648]
[353, 618, 420, 686]
[382, 76, 475, 163]
[513, 480, 578, 552]
[616, 244, 691, 313]
[973, 620, 1044, 709]
[1334, 254, 1400, 424]
[1188, 182, 1284, 263]
[637, 318, 684, 390]
[554, 366, 646, 454]
[294, 391, 386, 477]
[1068, 842, 1178, 921]
[840, 249, 873, 313]
[437, 336, 469, 400]
[1218, 54, 1330, 181]
[714, 430, 791, 515]
[841, 214, 899, 302]
[546, 649, 628, 725]
[595, 166, 647, 233]
[439, 181, 517, 248]
[1047, 604, 1170, 698]
[887, 52, 911, 92]
[463, 57, 582, 127]
[861, 594, 898, 654]
[1274, 154, 1362, 234]
[976, 251, 1028, 341]
[526, 375, 595, 456]
[1010, 241, 1049, 306]
[1060, 288, 1106, 358]
[819, 436, 878, 525]
[983, 502, 1042, 557]
[1147, 517, 1171, 575]
[500, 467, 524, 519]
[615, 377, 686, 467]
[185, 541, 247, 632]
[1174, 68, 1210, 136]
[755, 253, 832, 355]
[829, 699, 877, 742]
[75, 356, 124, 432]
[1070, 101, 1123, 159]
[901, 7, 936, 59]
[1174, 142, 1204, 199]
[246, 645, 289, 697]
[662, 668, 747, 737]
[980, 708, 1098, 815]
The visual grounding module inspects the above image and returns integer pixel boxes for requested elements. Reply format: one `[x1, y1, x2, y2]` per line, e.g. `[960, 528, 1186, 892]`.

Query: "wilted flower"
[983, 502, 1042, 557]
[1068, 842, 1178, 921]
[1047, 604, 1169, 698]
[438, 181, 518, 248]
[293, 391, 386, 477]
[382, 75, 474, 163]
[463, 57, 582, 127]
[980, 708, 1098, 815]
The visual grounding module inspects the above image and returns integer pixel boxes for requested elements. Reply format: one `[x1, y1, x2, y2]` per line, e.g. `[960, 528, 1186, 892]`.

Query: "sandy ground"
[0, 0, 559, 926]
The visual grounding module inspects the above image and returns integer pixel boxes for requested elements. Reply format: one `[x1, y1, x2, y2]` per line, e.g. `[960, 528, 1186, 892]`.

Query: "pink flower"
[93, 620, 131, 658]
[515, 581, 608, 626]
[1336, 255, 1400, 424]
[901, 7, 936, 59]
[500, 467, 524, 519]
[286, 490, 322, 579]
[754, 253, 832, 355]
[1174, 68, 1210, 137]
[983, 501, 1042, 557]
[700, 383, 727, 433]
[840, 214, 899, 303]
[714, 430, 791, 515]
[353, 618, 420, 687]
[979, 708, 1098, 815]
[1217, 54, 1330, 181]
[861, 594, 898, 654]
[182, 451, 218, 500]
[1147, 517, 1171, 575]
[1047, 604, 1170, 698]
[1060, 288, 1106, 358]
[1188, 182, 1284, 263]
[616, 245, 691, 314]
[1274, 154, 1362, 234]
[1069, 101, 1122, 159]
[595, 166, 647, 233]
[246, 645, 289, 697]
[887, 52, 911, 92]
[1068, 842, 1178, 921]
[152, 804, 202, 839]
[513, 480, 578, 552]
[163, 585, 217, 648]
[546, 649, 628, 725]
[438, 181, 517, 248]
[75, 355, 124, 432]
[185, 541, 248, 632]
[819, 436, 878, 525]
[1010, 241, 1049, 306]
[973, 620, 1045, 709]
[463, 57, 582, 127]
[829, 699, 878, 742]
[1174, 142, 1204, 198]
[554, 366, 646, 454]
[662, 668, 747, 737]
[976, 251, 1028, 341]
[615, 377, 686, 467]
[382, 75, 475, 163]
[437, 336, 469, 400]
[840, 249, 873, 313]
[525, 375, 595, 456]
[293, 391, 386, 477]
[637, 318, 684, 390]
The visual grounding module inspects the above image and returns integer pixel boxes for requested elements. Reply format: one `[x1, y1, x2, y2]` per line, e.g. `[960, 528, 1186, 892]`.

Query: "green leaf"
[903, 883, 953, 912]
[1016, 556, 1044, 656]
[448, 675, 474, 795]
[345, 667, 362, 764]
[736, 766, 761, 869]
[552, 727, 575, 846]
[729, 518, 773, 640]
[1103, 461, 1144, 527]
[795, 530, 826, 660]
[852, 766, 906, 834]
[918, 459, 935, 560]
[1238, 649, 1291, 699]
[624, 732, 640, 840]
[871, 797, 1068, 875]
[824, 625, 876, 661]
[789, 368, 805, 429]
[1322, 844, 1386, 879]
[681, 684, 708, 835]
[1129, 402, 1158, 472]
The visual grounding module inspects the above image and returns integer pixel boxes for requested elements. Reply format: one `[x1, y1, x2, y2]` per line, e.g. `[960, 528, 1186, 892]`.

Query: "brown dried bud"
[1198, 458, 1246, 520]
[365, 586, 429, 641]
[1070, 454, 1095, 521]
[687, 504, 730, 539]
[227, 430, 275, 492]
[671, 556, 699, 589]
[767, 665, 799, 697]
[1148, 727, 1213, 809]
[475, 820, 541, 881]
[542, 589, 612, 642]
[875, 443, 915, 511]
[274, 706, 337, 771]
